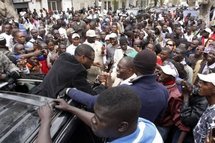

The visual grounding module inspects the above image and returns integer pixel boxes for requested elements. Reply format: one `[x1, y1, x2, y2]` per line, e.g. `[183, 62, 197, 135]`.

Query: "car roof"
[0, 91, 53, 142]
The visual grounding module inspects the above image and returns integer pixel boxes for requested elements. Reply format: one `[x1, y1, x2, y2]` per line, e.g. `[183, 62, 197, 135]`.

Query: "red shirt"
[210, 33, 215, 41]
[157, 83, 190, 132]
[157, 56, 163, 66]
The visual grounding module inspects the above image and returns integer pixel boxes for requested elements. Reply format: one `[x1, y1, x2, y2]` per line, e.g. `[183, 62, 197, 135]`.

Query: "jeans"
[156, 126, 181, 143]
[157, 126, 170, 141]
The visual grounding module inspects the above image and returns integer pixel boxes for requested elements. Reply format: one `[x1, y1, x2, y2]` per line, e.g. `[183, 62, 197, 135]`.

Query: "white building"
[13, 0, 95, 13]
[13, 0, 140, 13]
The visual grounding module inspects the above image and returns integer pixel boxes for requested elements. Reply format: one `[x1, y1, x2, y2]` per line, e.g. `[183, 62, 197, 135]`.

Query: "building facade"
[12, 0, 138, 13]
[12, 0, 95, 13]
[12, 0, 184, 14]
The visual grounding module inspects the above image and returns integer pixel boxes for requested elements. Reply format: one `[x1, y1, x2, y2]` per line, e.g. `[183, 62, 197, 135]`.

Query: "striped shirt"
[108, 118, 163, 143]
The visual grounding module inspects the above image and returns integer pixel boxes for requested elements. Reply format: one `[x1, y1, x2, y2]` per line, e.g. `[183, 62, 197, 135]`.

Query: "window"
[48, 1, 58, 11]
[104, 1, 107, 9]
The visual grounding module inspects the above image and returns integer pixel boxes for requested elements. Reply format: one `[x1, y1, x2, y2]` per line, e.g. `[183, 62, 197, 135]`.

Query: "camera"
[191, 86, 200, 95]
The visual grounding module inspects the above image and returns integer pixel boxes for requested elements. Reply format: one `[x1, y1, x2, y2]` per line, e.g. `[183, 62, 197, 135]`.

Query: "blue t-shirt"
[109, 118, 163, 143]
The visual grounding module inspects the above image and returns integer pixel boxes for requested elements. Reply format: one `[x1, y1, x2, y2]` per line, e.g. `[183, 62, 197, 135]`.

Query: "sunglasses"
[85, 55, 94, 61]
[166, 43, 174, 46]
[76, 52, 94, 61]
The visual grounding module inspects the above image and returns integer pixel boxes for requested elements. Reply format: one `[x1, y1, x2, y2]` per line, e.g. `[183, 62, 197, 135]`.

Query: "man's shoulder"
[0, 51, 8, 58]
[80, 20, 86, 25]
[57, 53, 85, 70]
[67, 44, 76, 49]
[138, 118, 163, 143]
[59, 52, 73, 58]
[131, 76, 168, 95]
[0, 33, 6, 37]
[0, 51, 4, 58]
[95, 41, 103, 47]
[112, 118, 162, 143]
[114, 48, 122, 53]
[156, 82, 169, 96]
[55, 53, 75, 63]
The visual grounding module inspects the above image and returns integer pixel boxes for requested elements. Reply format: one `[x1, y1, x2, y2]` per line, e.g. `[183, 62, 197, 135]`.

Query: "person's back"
[130, 75, 168, 122]
[131, 49, 169, 122]
[40, 53, 83, 97]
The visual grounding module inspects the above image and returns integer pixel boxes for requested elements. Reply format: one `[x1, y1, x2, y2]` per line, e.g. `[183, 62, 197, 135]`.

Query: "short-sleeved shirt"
[193, 105, 215, 143]
[109, 118, 163, 143]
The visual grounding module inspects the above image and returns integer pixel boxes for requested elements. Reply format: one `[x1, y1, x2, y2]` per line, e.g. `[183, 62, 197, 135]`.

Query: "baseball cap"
[198, 73, 215, 86]
[72, 33, 80, 39]
[86, 30, 97, 37]
[204, 28, 212, 33]
[66, 28, 75, 35]
[210, 20, 215, 27]
[105, 34, 110, 41]
[109, 33, 117, 39]
[160, 64, 178, 78]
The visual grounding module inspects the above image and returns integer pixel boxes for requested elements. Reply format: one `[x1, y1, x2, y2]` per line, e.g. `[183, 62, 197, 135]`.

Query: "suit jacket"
[39, 53, 96, 98]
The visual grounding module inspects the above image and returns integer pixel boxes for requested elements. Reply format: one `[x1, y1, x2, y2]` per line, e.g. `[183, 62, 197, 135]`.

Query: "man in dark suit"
[39, 44, 96, 98]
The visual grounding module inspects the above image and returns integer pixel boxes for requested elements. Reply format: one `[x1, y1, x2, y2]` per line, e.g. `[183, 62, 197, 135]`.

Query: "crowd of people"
[0, 5, 215, 143]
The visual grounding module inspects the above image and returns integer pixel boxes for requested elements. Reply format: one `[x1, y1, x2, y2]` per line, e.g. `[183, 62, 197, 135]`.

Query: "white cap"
[211, 20, 215, 26]
[198, 73, 215, 86]
[158, 16, 164, 21]
[105, 34, 110, 40]
[86, 30, 97, 37]
[72, 33, 80, 39]
[204, 28, 212, 33]
[109, 33, 117, 39]
[160, 64, 178, 78]
[179, 21, 183, 26]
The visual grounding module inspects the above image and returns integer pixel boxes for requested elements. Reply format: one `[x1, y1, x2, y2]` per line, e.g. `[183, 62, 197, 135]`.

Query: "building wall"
[72, 0, 95, 10]
[163, 0, 186, 6]
[103, 0, 130, 10]
[61, 0, 72, 11]
[14, 0, 141, 13]
[13, 0, 48, 13]
[28, 0, 43, 10]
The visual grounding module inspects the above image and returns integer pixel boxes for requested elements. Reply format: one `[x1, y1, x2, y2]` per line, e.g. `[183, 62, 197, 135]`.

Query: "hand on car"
[53, 99, 70, 111]
[38, 104, 53, 123]
[58, 88, 70, 98]
[9, 71, 20, 79]
[0, 73, 7, 80]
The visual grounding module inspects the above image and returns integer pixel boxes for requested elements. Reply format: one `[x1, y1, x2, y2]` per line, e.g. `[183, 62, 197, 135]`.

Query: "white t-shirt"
[66, 44, 79, 55]
[0, 33, 13, 51]
[58, 27, 67, 39]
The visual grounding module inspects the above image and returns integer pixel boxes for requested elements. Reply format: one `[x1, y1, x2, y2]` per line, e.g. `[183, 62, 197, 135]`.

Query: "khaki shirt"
[0, 52, 19, 74]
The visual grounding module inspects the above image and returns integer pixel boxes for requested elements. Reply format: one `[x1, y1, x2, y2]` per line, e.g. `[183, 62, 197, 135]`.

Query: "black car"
[0, 79, 102, 143]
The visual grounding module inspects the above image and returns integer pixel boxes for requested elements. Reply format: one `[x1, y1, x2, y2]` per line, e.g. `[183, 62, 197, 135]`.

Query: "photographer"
[193, 73, 215, 143]
[156, 64, 189, 143]
[180, 80, 208, 142]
